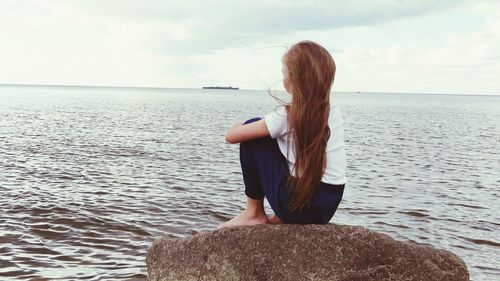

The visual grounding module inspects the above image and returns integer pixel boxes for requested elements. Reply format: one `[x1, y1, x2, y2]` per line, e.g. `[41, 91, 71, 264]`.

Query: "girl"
[219, 40, 346, 228]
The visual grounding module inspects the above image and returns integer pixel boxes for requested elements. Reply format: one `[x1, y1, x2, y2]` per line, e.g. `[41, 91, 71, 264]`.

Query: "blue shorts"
[240, 117, 345, 224]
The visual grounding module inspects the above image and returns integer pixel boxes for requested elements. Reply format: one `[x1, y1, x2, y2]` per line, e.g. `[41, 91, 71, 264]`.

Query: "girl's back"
[264, 103, 347, 185]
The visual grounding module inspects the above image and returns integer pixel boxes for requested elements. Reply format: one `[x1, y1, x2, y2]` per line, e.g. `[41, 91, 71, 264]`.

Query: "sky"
[1, 0, 499, 94]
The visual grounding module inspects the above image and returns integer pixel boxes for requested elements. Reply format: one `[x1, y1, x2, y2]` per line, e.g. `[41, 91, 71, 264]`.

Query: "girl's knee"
[240, 135, 274, 151]
[240, 138, 276, 165]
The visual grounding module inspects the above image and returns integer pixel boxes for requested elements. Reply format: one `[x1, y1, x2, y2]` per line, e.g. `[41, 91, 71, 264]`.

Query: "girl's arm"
[225, 119, 270, 144]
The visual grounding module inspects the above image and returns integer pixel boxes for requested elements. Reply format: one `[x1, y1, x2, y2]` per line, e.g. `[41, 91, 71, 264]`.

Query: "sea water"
[0, 85, 499, 280]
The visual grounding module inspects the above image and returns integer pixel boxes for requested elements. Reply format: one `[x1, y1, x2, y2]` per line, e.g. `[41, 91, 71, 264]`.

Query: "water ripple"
[0, 87, 499, 280]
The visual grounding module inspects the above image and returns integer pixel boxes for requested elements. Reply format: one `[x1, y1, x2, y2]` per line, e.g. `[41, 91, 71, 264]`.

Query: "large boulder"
[147, 224, 469, 281]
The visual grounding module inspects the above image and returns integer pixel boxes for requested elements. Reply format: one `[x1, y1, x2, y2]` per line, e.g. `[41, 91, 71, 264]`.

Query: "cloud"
[0, 0, 497, 93]
[2, 0, 469, 54]
[334, 14, 500, 93]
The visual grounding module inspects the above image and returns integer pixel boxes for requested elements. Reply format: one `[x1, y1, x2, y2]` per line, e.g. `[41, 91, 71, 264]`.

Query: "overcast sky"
[1, 0, 499, 94]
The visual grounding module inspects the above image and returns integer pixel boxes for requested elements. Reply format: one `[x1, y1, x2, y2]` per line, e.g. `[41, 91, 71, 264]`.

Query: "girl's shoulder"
[330, 102, 342, 115]
[329, 103, 344, 128]
[266, 105, 288, 120]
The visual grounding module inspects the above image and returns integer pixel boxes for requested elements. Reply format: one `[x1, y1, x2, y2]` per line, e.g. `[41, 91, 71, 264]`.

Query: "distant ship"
[202, 86, 239, 90]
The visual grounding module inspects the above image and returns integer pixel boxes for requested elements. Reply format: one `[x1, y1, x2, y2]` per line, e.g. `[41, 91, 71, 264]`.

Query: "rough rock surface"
[147, 224, 469, 281]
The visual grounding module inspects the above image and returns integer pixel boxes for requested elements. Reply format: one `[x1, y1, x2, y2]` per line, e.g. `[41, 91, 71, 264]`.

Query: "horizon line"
[0, 83, 498, 97]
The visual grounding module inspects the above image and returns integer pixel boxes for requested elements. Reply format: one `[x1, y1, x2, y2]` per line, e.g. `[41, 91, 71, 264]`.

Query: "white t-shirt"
[264, 103, 347, 185]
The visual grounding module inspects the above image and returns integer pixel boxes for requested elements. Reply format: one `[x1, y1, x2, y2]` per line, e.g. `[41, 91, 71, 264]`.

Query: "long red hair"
[283, 40, 336, 212]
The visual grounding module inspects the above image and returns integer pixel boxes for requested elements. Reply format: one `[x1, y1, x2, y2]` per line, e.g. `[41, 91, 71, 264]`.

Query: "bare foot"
[218, 210, 269, 229]
[268, 215, 283, 224]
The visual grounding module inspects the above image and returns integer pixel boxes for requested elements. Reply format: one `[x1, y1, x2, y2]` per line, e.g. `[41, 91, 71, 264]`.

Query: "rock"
[147, 224, 469, 281]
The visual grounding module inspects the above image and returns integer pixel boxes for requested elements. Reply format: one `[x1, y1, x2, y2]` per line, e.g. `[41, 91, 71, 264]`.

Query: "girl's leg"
[219, 117, 287, 228]
[219, 117, 269, 228]
[218, 197, 268, 228]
